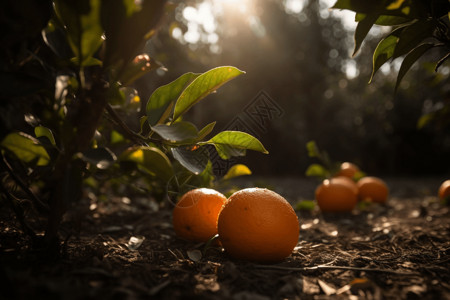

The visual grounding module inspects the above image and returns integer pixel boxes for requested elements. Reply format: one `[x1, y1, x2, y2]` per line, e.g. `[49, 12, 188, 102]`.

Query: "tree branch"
[105, 104, 161, 146]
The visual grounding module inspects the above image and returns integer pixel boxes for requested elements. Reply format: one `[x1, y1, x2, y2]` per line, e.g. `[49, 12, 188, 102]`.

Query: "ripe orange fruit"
[217, 188, 299, 263]
[331, 176, 358, 195]
[438, 180, 450, 200]
[172, 188, 227, 242]
[315, 179, 358, 212]
[336, 162, 360, 179]
[357, 176, 389, 204]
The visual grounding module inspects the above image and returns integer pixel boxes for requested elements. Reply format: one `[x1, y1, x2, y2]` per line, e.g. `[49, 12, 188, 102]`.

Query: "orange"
[172, 188, 227, 242]
[336, 162, 360, 179]
[217, 188, 299, 263]
[331, 176, 358, 195]
[357, 176, 389, 203]
[438, 180, 450, 200]
[315, 179, 358, 212]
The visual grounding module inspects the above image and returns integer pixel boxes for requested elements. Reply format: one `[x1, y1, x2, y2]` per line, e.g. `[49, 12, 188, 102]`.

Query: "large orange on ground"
[357, 176, 389, 203]
[217, 188, 299, 263]
[315, 178, 358, 212]
[172, 188, 227, 242]
[438, 180, 450, 200]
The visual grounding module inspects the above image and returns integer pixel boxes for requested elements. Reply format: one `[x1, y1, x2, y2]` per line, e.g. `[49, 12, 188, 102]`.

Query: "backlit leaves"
[173, 66, 245, 122]
[202, 131, 269, 160]
[333, 0, 449, 90]
[1, 132, 50, 166]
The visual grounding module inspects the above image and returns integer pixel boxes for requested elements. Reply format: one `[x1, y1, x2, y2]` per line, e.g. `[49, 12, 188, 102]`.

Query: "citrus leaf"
[333, 0, 424, 18]
[395, 43, 435, 92]
[223, 164, 252, 180]
[54, 0, 104, 66]
[173, 66, 245, 121]
[197, 122, 216, 141]
[392, 19, 437, 59]
[202, 131, 268, 160]
[332, 0, 375, 13]
[295, 200, 315, 211]
[1, 132, 50, 166]
[171, 146, 209, 175]
[386, 0, 406, 10]
[79, 147, 116, 169]
[305, 164, 329, 178]
[369, 26, 405, 83]
[120, 146, 173, 181]
[353, 13, 379, 57]
[152, 121, 199, 144]
[146, 72, 200, 126]
[306, 140, 320, 158]
[375, 15, 410, 26]
[355, 13, 409, 25]
[35, 126, 56, 146]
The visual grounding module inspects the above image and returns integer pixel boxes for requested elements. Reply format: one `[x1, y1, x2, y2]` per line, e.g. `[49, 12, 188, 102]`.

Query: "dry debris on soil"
[1, 177, 449, 299]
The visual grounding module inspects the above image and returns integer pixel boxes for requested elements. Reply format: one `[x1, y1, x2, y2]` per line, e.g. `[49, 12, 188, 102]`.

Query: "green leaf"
[79, 147, 116, 169]
[305, 164, 329, 178]
[35, 126, 56, 146]
[173, 66, 245, 121]
[353, 13, 380, 57]
[306, 141, 320, 158]
[152, 121, 199, 143]
[374, 15, 409, 25]
[1, 132, 50, 166]
[295, 200, 316, 211]
[171, 146, 209, 175]
[369, 26, 404, 83]
[223, 164, 252, 180]
[120, 146, 173, 181]
[395, 43, 435, 92]
[110, 130, 125, 144]
[202, 131, 268, 160]
[197, 122, 216, 140]
[392, 19, 437, 59]
[42, 20, 74, 59]
[54, 0, 104, 66]
[333, 0, 424, 18]
[139, 115, 148, 134]
[146, 72, 200, 126]
[332, 0, 375, 13]
[355, 13, 410, 25]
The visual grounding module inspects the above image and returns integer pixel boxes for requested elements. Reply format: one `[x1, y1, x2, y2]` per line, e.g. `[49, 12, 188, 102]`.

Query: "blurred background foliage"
[139, 0, 450, 177]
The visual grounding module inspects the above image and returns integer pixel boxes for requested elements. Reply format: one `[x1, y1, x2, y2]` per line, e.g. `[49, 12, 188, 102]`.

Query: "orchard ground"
[1, 176, 449, 299]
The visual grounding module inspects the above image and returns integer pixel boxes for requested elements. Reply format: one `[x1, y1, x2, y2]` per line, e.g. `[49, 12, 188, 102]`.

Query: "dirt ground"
[1, 176, 449, 300]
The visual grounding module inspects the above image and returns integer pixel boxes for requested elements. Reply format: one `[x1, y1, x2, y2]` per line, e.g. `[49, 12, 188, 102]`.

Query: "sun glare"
[175, 0, 257, 52]
[174, 0, 357, 56]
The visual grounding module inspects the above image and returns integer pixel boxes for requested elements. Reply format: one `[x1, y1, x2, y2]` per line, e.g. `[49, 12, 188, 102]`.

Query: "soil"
[1, 176, 449, 300]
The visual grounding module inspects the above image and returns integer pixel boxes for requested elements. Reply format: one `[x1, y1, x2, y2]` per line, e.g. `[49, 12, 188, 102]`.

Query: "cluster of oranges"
[171, 173, 450, 263]
[315, 162, 389, 213]
[172, 187, 300, 263]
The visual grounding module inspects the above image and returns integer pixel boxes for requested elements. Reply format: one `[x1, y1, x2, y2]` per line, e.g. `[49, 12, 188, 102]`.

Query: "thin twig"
[105, 104, 152, 145]
[254, 263, 419, 276]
